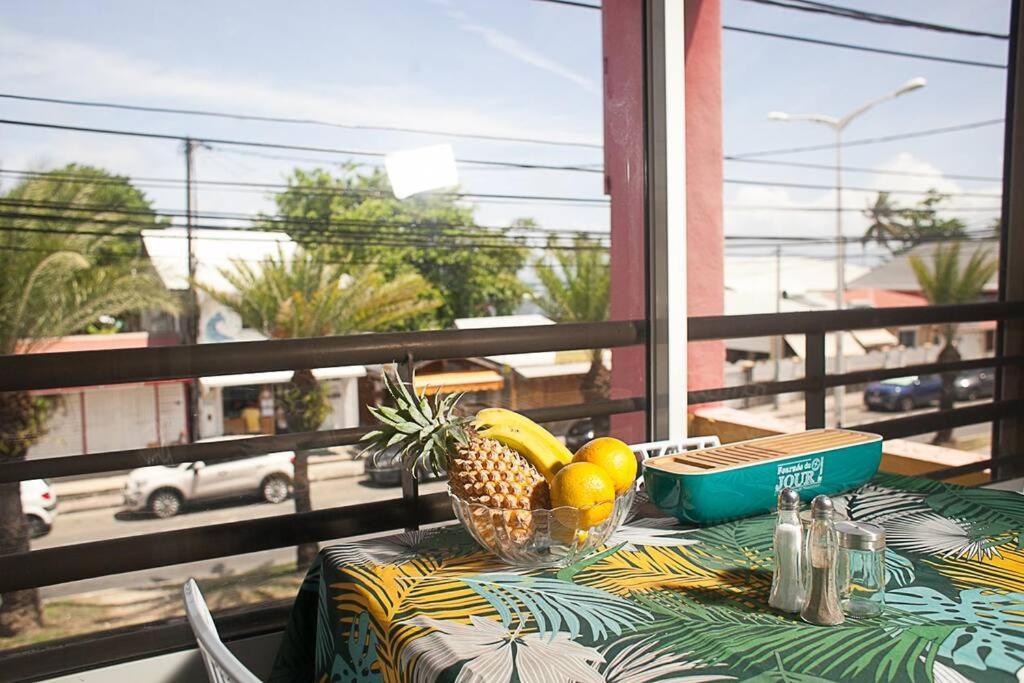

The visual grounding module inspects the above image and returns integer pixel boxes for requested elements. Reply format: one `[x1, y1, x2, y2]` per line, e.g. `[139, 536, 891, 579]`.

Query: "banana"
[474, 409, 573, 481]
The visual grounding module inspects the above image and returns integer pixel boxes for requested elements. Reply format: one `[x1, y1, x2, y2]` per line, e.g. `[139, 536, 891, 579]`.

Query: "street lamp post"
[768, 77, 926, 427]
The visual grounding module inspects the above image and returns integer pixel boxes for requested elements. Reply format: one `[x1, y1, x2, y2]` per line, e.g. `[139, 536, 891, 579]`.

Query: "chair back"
[630, 436, 722, 490]
[182, 578, 262, 683]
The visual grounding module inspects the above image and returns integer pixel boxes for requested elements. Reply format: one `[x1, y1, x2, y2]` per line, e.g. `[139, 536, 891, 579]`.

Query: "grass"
[0, 561, 305, 651]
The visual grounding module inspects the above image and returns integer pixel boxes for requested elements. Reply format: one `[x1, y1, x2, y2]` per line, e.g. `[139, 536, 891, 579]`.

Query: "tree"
[909, 243, 998, 444]
[0, 166, 178, 636]
[200, 247, 440, 568]
[862, 190, 967, 254]
[533, 233, 610, 404]
[268, 166, 528, 327]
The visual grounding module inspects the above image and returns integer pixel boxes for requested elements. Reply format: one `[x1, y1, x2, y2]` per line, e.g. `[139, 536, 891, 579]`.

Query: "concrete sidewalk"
[52, 453, 365, 515]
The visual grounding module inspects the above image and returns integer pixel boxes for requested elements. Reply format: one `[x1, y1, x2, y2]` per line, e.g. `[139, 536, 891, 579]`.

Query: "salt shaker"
[800, 495, 844, 626]
[769, 488, 805, 613]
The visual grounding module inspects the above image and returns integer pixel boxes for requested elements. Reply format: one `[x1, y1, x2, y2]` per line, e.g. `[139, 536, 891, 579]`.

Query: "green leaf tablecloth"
[270, 473, 1024, 682]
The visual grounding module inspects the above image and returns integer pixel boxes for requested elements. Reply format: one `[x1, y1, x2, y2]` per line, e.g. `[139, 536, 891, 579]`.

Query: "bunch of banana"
[473, 408, 573, 482]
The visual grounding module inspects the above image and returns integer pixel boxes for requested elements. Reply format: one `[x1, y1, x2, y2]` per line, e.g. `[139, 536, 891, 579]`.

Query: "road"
[36, 475, 449, 598]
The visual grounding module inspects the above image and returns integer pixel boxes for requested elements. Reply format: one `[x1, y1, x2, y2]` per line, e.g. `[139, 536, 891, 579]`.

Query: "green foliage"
[862, 190, 968, 254]
[0, 165, 179, 356]
[533, 232, 609, 324]
[267, 166, 529, 327]
[909, 242, 998, 348]
[0, 393, 51, 461]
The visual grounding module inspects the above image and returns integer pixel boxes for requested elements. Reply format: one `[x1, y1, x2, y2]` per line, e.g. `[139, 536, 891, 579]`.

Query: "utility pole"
[768, 76, 926, 427]
[772, 245, 782, 409]
[184, 138, 200, 442]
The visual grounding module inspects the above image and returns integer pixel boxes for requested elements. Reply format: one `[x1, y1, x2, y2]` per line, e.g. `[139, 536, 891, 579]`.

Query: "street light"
[769, 77, 926, 427]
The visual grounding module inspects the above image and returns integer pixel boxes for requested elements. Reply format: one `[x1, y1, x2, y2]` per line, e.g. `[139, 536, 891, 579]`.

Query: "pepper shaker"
[800, 495, 844, 626]
[769, 488, 805, 613]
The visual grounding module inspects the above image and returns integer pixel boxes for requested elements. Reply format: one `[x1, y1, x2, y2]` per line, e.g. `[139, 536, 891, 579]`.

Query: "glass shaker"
[835, 521, 886, 617]
[800, 505, 847, 592]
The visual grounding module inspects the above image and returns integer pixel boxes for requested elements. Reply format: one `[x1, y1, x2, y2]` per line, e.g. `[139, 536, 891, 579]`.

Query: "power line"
[528, 0, 601, 8]
[724, 157, 1003, 183]
[722, 26, 1007, 69]
[730, 119, 1004, 158]
[0, 119, 605, 174]
[0, 92, 603, 150]
[729, 178, 999, 198]
[725, 204, 1000, 212]
[738, 0, 1009, 40]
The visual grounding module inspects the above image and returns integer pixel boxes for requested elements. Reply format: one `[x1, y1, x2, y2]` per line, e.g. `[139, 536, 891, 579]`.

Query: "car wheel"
[149, 489, 183, 518]
[967, 390, 979, 401]
[261, 475, 291, 504]
[26, 515, 49, 539]
[898, 397, 915, 412]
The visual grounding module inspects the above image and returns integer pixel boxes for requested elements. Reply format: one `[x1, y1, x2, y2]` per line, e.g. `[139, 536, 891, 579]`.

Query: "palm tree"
[909, 243, 998, 444]
[201, 248, 440, 568]
[861, 192, 906, 251]
[0, 169, 178, 636]
[533, 234, 610, 404]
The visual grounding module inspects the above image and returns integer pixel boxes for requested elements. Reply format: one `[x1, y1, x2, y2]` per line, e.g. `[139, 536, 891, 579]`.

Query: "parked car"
[954, 369, 995, 401]
[864, 375, 943, 412]
[564, 417, 610, 453]
[122, 436, 294, 518]
[21, 478, 58, 538]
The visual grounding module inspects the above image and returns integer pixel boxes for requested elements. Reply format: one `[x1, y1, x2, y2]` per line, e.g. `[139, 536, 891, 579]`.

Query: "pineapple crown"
[360, 368, 472, 477]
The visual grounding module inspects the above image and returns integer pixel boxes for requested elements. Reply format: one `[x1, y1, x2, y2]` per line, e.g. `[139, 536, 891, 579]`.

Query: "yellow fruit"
[573, 437, 638, 495]
[550, 462, 615, 529]
[474, 409, 572, 482]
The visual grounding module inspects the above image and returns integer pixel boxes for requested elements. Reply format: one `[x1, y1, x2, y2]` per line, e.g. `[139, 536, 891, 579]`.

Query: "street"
[35, 476, 449, 598]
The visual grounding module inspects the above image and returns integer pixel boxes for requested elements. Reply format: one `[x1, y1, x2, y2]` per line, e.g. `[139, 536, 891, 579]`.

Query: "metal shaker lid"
[777, 487, 800, 511]
[810, 494, 834, 519]
[800, 506, 848, 527]
[835, 521, 886, 551]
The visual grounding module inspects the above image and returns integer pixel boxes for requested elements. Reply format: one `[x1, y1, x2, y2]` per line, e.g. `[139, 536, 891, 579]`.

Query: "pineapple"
[362, 371, 548, 511]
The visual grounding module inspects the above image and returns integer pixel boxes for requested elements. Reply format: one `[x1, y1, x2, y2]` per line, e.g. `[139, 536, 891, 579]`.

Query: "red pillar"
[684, 0, 726, 399]
[604, 0, 724, 443]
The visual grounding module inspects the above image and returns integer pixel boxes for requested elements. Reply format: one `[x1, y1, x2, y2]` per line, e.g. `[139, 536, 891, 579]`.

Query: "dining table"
[269, 472, 1024, 682]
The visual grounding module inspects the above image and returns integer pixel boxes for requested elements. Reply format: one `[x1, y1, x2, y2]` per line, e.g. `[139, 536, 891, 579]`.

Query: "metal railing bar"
[0, 397, 644, 483]
[804, 331, 827, 429]
[688, 302, 1024, 341]
[850, 399, 1024, 441]
[0, 320, 646, 392]
[0, 491, 455, 594]
[685, 355, 1024, 406]
[923, 453, 1022, 480]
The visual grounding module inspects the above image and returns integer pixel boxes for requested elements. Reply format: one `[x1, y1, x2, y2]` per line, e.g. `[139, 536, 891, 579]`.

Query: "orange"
[550, 462, 615, 529]
[572, 437, 638, 495]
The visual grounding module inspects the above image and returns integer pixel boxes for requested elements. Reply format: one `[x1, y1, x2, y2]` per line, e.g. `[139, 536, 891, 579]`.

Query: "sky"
[0, 0, 1012, 282]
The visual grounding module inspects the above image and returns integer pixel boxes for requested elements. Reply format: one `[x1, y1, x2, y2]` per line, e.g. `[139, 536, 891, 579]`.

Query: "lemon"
[550, 462, 615, 529]
[573, 437, 638, 495]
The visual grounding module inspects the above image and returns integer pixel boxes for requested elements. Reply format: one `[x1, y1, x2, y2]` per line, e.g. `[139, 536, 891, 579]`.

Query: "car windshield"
[882, 377, 918, 386]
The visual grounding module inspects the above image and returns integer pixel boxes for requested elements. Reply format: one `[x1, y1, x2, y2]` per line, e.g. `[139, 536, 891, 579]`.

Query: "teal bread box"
[642, 429, 882, 525]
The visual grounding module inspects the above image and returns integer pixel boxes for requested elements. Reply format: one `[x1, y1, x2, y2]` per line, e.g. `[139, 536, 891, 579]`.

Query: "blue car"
[864, 375, 943, 412]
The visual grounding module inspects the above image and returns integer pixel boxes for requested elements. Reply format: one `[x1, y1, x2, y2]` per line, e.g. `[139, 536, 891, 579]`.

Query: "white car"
[22, 478, 58, 538]
[122, 437, 295, 518]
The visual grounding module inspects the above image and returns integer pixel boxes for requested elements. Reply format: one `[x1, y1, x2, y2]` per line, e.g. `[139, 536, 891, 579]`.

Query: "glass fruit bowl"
[450, 487, 636, 568]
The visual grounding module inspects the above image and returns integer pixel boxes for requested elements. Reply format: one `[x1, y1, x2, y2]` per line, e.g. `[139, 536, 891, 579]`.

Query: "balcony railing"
[1, 301, 1022, 680]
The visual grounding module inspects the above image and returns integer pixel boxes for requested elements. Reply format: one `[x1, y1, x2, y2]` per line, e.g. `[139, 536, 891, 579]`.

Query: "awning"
[852, 328, 899, 349]
[200, 366, 366, 388]
[414, 370, 504, 395]
[785, 332, 866, 359]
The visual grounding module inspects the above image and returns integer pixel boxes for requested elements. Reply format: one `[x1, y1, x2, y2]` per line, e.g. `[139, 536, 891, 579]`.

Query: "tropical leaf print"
[328, 612, 380, 682]
[323, 528, 472, 567]
[885, 548, 916, 588]
[460, 572, 653, 640]
[887, 587, 1024, 675]
[573, 545, 722, 597]
[924, 488, 1024, 549]
[599, 634, 734, 683]
[610, 519, 702, 551]
[633, 589, 952, 683]
[845, 484, 930, 524]
[741, 653, 840, 682]
[884, 511, 1007, 561]
[924, 547, 1024, 596]
[871, 472, 949, 495]
[316, 572, 336, 675]
[399, 615, 605, 683]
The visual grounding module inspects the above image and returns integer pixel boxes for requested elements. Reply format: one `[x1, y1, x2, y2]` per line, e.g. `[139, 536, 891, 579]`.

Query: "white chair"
[630, 435, 722, 491]
[183, 578, 262, 683]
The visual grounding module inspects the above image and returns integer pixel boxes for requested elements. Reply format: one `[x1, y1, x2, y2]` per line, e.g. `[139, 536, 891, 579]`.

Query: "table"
[270, 473, 1024, 682]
